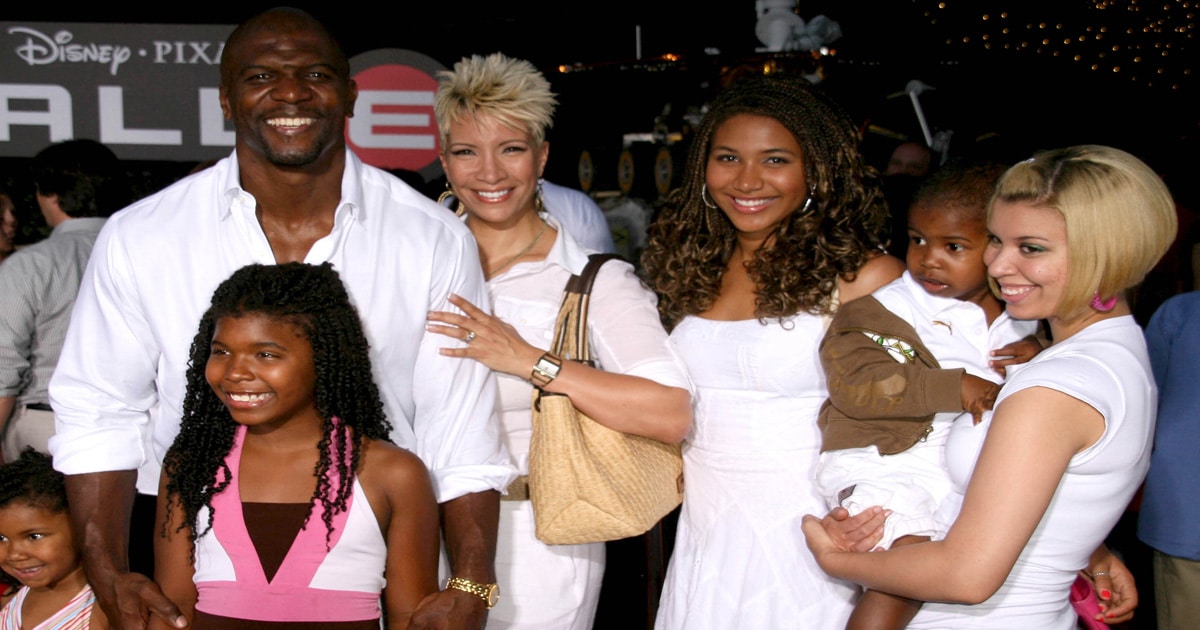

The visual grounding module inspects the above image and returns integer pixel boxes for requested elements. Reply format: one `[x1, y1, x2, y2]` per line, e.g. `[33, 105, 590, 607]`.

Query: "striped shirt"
[0, 218, 105, 407]
[0, 584, 96, 629]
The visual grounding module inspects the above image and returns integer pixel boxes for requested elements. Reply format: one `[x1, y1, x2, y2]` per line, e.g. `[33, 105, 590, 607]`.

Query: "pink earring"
[1090, 292, 1118, 312]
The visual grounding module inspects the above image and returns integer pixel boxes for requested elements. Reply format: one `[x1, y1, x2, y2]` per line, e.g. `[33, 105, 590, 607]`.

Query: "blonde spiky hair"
[433, 52, 558, 147]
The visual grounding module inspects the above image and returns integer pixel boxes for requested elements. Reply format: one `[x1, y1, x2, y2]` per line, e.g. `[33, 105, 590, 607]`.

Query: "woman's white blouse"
[482, 213, 693, 473]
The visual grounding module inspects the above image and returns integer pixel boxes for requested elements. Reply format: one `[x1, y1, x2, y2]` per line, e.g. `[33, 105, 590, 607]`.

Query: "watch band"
[445, 577, 499, 609]
[530, 351, 563, 388]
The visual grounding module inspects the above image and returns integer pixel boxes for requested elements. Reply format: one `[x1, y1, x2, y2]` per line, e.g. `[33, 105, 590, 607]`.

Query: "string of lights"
[914, 0, 1194, 91]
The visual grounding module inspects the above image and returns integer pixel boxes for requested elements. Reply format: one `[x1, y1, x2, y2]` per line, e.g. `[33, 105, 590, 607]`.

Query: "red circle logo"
[347, 49, 447, 178]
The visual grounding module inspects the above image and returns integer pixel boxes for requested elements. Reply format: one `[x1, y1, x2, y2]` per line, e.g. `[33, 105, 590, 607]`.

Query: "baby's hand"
[962, 374, 1001, 425]
[989, 335, 1044, 377]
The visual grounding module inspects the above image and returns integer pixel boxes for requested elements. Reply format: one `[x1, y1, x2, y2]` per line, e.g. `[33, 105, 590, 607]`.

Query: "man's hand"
[409, 491, 499, 629]
[67, 471, 186, 630]
[92, 569, 186, 630]
[408, 588, 487, 630]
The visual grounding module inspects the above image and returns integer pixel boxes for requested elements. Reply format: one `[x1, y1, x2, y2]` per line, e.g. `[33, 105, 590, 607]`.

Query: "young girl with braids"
[641, 73, 906, 629]
[152, 262, 439, 630]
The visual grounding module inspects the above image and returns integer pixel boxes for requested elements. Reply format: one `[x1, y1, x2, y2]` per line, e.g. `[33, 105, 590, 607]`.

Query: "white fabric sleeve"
[586, 259, 693, 392]
[410, 229, 517, 503]
[48, 217, 156, 474]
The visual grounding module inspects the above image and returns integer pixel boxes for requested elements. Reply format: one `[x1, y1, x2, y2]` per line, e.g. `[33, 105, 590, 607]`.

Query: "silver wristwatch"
[530, 352, 563, 388]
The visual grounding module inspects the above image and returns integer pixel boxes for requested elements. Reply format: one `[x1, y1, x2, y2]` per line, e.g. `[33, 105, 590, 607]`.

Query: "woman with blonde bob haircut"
[425, 52, 693, 630]
[804, 145, 1176, 629]
[993, 145, 1177, 319]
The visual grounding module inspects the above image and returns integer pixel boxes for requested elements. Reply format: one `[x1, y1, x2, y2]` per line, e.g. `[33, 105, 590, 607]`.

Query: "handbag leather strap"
[549, 253, 624, 362]
[565, 253, 622, 295]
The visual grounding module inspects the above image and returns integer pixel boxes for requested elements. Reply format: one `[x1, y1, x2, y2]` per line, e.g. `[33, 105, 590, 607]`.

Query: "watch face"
[487, 584, 500, 606]
[537, 356, 561, 378]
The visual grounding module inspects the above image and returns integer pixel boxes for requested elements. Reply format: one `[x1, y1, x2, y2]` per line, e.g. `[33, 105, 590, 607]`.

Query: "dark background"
[5, 1, 1197, 205]
[6, 1, 1197, 216]
[6, 0, 1197, 164]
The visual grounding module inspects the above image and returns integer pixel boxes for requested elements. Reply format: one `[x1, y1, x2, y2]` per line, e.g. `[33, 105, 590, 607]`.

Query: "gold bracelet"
[445, 577, 500, 609]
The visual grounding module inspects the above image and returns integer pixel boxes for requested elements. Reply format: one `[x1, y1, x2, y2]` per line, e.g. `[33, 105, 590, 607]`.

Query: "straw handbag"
[529, 253, 684, 545]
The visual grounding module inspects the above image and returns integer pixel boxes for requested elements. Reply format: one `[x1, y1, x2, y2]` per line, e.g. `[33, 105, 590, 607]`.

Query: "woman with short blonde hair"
[427, 52, 693, 630]
[992, 145, 1177, 318]
[805, 144, 1177, 629]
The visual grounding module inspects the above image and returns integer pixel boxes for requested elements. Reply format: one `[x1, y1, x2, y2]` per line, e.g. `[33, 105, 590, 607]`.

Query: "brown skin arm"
[149, 471, 196, 630]
[408, 490, 500, 630]
[65, 471, 186, 630]
[369, 442, 441, 629]
[846, 535, 929, 630]
[89, 604, 112, 630]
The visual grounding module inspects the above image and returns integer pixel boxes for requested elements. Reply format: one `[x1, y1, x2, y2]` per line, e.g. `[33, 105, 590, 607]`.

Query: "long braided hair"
[641, 74, 889, 329]
[163, 262, 392, 549]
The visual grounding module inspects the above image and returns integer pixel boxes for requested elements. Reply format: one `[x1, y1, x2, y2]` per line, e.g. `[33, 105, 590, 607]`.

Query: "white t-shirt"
[912, 316, 1154, 629]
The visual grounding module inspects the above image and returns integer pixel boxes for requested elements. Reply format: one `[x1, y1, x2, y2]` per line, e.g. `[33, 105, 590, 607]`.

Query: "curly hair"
[163, 262, 392, 550]
[0, 448, 67, 514]
[641, 73, 889, 329]
[0, 448, 67, 589]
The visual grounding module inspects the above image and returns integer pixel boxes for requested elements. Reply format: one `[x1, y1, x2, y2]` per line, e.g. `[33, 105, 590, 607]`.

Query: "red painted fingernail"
[1100, 590, 1111, 599]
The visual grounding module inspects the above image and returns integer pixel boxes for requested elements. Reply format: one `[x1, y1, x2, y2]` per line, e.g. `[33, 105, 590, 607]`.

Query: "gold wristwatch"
[530, 351, 563, 388]
[445, 577, 500, 609]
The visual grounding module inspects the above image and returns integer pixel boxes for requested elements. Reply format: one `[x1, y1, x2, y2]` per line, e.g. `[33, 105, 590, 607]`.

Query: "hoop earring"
[1090, 292, 1118, 312]
[535, 180, 546, 214]
[701, 184, 718, 209]
[800, 186, 817, 213]
[437, 182, 467, 217]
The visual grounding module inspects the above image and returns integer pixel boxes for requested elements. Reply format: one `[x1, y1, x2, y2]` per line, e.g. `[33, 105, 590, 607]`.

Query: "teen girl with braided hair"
[152, 262, 438, 629]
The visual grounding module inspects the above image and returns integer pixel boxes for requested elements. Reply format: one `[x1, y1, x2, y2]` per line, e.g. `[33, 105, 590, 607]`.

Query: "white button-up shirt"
[49, 150, 516, 500]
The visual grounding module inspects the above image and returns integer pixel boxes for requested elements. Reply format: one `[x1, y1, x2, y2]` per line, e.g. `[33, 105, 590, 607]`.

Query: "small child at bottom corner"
[0, 448, 108, 629]
[153, 262, 440, 630]
[815, 159, 1046, 629]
